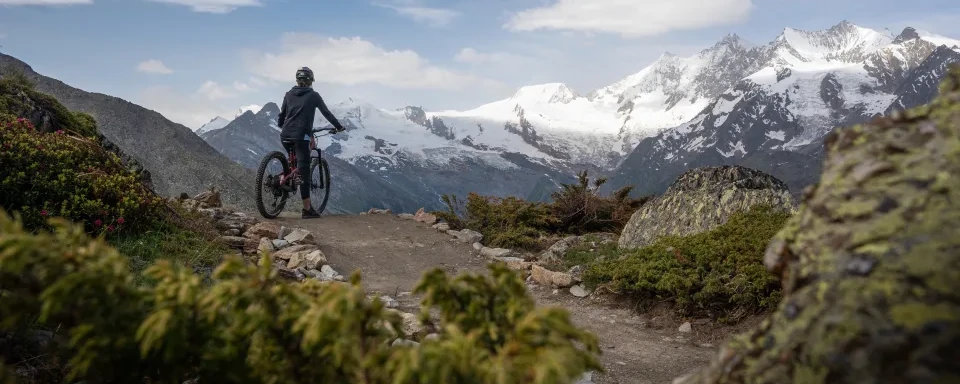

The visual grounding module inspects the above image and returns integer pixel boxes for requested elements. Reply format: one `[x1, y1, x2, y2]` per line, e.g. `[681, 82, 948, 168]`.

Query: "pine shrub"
[0, 211, 600, 383]
[0, 111, 163, 234]
[550, 171, 649, 234]
[438, 193, 557, 250]
[583, 205, 791, 318]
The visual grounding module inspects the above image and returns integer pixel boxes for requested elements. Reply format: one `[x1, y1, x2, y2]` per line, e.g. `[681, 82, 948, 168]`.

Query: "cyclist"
[277, 66, 346, 219]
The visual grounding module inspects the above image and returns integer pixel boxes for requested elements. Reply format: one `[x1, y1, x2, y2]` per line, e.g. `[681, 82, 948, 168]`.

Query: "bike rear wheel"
[310, 157, 331, 215]
[256, 151, 290, 219]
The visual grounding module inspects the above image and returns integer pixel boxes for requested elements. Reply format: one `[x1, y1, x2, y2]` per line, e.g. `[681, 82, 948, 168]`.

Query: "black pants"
[282, 140, 311, 199]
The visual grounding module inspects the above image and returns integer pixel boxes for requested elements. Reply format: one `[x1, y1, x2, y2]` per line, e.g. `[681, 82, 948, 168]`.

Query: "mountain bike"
[255, 128, 334, 219]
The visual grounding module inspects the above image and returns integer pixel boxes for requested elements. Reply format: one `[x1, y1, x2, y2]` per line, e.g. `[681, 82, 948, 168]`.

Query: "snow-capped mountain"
[609, 22, 960, 196]
[199, 21, 960, 212]
[196, 116, 229, 135]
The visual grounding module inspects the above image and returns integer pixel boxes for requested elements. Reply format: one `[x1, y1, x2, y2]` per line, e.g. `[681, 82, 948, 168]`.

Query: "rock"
[472, 242, 483, 251]
[319, 265, 344, 281]
[276, 267, 305, 281]
[272, 239, 290, 250]
[575, 371, 594, 384]
[448, 229, 483, 244]
[568, 265, 585, 282]
[273, 244, 317, 261]
[423, 333, 440, 342]
[220, 236, 247, 249]
[432, 222, 450, 232]
[569, 284, 589, 298]
[244, 222, 281, 239]
[222, 228, 241, 236]
[367, 208, 392, 215]
[302, 250, 327, 270]
[494, 256, 533, 271]
[257, 237, 274, 254]
[278, 226, 293, 239]
[530, 265, 574, 288]
[380, 295, 399, 309]
[284, 229, 315, 245]
[286, 251, 306, 270]
[480, 247, 514, 259]
[414, 208, 438, 224]
[391, 339, 420, 347]
[682, 69, 960, 384]
[619, 166, 794, 249]
[398, 213, 416, 220]
[193, 189, 222, 208]
[396, 311, 425, 338]
[678, 322, 692, 333]
[215, 218, 244, 232]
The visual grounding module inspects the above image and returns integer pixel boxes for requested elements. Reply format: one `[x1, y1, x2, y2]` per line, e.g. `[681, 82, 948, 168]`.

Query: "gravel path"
[274, 213, 714, 384]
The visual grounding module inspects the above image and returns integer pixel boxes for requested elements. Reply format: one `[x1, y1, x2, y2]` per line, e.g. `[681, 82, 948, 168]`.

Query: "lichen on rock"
[618, 166, 794, 249]
[683, 67, 960, 384]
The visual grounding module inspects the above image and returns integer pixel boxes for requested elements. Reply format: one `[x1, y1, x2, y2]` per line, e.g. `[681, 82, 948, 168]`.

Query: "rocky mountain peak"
[256, 102, 280, 118]
[511, 83, 579, 104]
[893, 27, 921, 44]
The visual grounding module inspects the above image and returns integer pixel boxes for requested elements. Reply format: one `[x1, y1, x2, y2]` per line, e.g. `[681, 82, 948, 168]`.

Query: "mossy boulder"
[618, 166, 794, 249]
[683, 67, 960, 383]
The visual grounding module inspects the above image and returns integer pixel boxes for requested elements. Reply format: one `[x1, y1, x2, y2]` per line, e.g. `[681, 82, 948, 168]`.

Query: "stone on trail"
[272, 239, 290, 250]
[257, 237, 274, 254]
[273, 244, 317, 261]
[284, 228, 315, 245]
[678, 322, 692, 333]
[619, 165, 794, 249]
[244, 222, 281, 239]
[472, 242, 483, 251]
[193, 189, 222, 208]
[302, 250, 327, 269]
[448, 229, 483, 244]
[398, 213, 415, 220]
[431, 222, 450, 232]
[480, 247, 513, 259]
[569, 284, 589, 298]
[278, 226, 293, 239]
[220, 236, 247, 249]
[319, 265, 344, 281]
[287, 251, 305, 270]
[530, 265, 574, 288]
[413, 208, 438, 224]
[494, 257, 532, 271]
[368, 208, 392, 215]
[379, 295, 399, 309]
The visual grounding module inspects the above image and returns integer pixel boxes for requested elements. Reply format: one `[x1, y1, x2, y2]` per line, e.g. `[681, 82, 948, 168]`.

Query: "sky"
[0, 0, 957, 128]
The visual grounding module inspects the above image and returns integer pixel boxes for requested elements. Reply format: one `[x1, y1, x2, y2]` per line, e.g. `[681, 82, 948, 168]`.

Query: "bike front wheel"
[310, 157, 331, 215]
[256, 151, 290, 219]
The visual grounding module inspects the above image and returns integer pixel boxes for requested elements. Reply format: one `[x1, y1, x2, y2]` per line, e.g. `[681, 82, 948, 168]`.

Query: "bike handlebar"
[311, 127, 337, 133]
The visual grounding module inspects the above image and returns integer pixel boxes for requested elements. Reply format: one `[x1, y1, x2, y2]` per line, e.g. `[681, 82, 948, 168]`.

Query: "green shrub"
[550, 171, 649, 234]
[0, 72, 96, 137]
[438, 193, 557, 250]
[0, 117, 164, 233]
[0, 211, 600, 383]
[583, 205, 791, 318]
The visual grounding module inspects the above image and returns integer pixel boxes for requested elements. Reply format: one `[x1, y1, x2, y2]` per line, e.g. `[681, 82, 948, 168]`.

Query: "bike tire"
[256, 151, 290, 219]
[310, 157, 332, 215]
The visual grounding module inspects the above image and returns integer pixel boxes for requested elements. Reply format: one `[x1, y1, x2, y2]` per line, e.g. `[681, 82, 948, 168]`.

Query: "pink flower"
[94, 219, 103, 227]
[107, 225, 115, 232]
[55, 130, 65, 135]
[117, 217, 125, 225]
[40, 210, 48, 217]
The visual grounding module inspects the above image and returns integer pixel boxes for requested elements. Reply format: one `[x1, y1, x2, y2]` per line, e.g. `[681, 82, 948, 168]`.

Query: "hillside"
[0, 53, 255, 207]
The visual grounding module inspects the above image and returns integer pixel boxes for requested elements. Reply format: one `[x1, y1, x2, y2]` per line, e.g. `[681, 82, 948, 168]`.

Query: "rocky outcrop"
[619, 166, 794, 249]
[683, 67, 960, 383]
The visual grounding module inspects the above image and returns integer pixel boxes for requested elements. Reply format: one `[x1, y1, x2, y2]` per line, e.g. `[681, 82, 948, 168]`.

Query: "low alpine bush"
[583, 205, 791, 318]
[0, 211, 600, 383]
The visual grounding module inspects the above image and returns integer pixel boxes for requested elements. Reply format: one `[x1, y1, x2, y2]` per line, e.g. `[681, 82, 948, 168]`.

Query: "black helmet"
[295, 67, 314, 83]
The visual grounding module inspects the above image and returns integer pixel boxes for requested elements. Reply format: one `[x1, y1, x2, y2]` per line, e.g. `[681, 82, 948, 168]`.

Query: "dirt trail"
[275, 214, 714, 384]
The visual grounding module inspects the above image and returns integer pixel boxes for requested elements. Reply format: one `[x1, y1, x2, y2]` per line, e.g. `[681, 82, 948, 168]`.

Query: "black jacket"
[277, 86, 345, 141]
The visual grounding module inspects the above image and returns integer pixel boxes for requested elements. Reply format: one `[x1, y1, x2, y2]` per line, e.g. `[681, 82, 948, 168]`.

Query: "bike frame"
[278, 129, 330, 188]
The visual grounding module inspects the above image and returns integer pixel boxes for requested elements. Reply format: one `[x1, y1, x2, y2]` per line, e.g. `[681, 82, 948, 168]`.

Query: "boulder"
[569, 284, 589, 298]
[244, 222, 281, 240]
[272, 239, 290, 250]
[284, 229, 315, 245]
[682, 69, 960, 384]
[257, 237, 274, 254]
[619, 166, 794, 249]
[273, 244, 317, 261]
[480, 247, 514, 259]
[302, 250, 327, 270]
[414, 208, 438, 224]
[193, 189, 222, 208]
[530, 265, 574, 288]
[220, 236, 247, 249]
[539, 233, 616, 264]
[448, 229, 483, 244]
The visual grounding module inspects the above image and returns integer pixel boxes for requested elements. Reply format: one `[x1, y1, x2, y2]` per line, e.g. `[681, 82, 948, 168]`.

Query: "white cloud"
[0, 0, 90, 4]
[246, 33, 493, 90]
[139, 85, 237, 129]
[136, 59, 174, 75]
[375, 2, 459, 26]
[506, 0, 753, 38]
[146, 0, 260, 13]
[197, 81, 235, 100]
[454, 48, 524, 65]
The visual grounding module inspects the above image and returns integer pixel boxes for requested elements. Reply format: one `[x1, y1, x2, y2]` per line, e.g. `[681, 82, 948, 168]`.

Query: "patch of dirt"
[273, 213, 756, 384]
